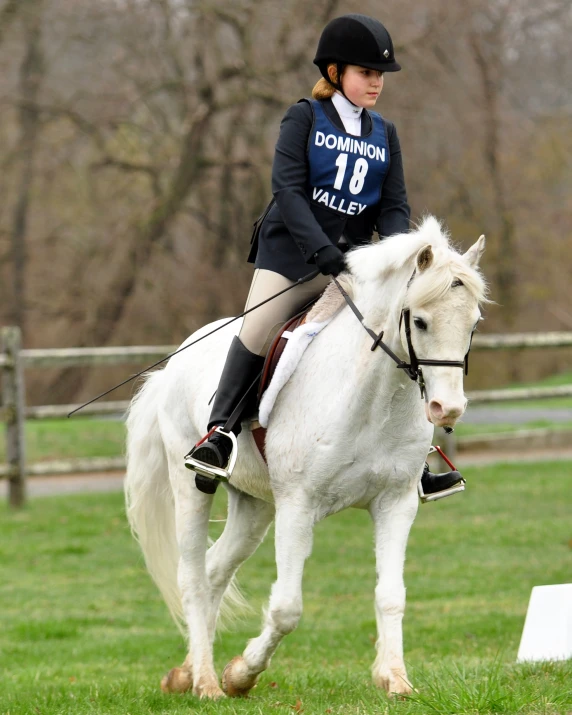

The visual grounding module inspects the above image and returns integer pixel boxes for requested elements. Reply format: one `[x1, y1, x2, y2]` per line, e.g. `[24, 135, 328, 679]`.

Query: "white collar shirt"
[331, 91, 363, 136]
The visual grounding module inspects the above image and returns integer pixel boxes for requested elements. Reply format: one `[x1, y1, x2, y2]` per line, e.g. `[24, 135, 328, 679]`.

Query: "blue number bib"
[307, 100, 389, 217]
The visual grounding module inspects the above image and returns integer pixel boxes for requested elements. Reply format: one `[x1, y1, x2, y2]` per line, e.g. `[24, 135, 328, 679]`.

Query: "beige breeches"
[238, 269, 331, 356]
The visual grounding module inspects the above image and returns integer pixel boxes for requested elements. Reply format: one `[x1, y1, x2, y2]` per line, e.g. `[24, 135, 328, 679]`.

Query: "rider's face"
[340, 65, 384, 108]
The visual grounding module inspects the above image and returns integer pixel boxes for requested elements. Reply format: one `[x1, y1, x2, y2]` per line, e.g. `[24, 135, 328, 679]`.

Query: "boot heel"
[184, 427, 238, 482]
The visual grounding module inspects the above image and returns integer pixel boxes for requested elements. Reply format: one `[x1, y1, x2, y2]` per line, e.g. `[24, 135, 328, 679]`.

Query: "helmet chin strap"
[327, 63, 360, 108]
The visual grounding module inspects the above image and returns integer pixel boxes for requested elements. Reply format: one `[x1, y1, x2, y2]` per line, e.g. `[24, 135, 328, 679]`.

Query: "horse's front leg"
[222, 498, 314, 696]
[368, 486, 418, 696]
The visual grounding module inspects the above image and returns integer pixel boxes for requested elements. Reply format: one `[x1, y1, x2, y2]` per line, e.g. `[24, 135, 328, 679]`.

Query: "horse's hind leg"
[205, 486, 275, 640]
[222, 498, 314, 696]
[161, 468, 274, 698]
[164, 456, 224, 699]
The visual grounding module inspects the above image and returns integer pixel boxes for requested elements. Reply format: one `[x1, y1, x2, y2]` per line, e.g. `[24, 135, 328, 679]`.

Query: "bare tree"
[1, 0, 571, 399]
[6, 0, 45, 336]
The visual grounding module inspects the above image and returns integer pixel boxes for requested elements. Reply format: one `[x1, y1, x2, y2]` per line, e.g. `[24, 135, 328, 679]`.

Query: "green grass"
[476, 398, 572, 410]
[0, 417, 126, 463]
[480, 370, 572, 409]
[1, 461, 572, 714]
[454, 419, 572, 438]
[2, 409, 572, 470]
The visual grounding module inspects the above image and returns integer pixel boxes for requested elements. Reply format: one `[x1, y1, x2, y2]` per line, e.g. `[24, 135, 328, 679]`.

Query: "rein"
[68, 269, 321, 417]
[332, 276, 471, 399]
[332, 277, 416, 380]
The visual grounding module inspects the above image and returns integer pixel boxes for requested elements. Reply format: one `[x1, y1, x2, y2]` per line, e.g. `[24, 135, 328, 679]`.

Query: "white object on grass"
[517, 584, 572, 662]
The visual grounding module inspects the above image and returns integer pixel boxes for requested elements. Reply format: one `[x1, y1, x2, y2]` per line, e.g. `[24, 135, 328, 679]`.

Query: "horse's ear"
[463, 235, 486, 267]
[416, 245, 434, 272]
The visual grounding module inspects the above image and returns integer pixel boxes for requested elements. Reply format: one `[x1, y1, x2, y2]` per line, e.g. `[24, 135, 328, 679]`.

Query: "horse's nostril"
[429, 399, 464, 421]
[428, 399, 444, 419]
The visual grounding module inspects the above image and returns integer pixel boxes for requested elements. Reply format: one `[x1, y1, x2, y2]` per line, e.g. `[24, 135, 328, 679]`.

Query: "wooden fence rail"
[2, 326, 572, 507]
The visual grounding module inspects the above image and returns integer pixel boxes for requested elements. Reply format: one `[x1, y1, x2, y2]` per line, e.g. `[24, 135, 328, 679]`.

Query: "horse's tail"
[124, 370, 186, 633]
[124, 367, 249, 636]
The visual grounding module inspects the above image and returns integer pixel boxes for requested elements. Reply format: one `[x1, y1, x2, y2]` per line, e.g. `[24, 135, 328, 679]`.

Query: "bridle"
[332, 276, 474, 400]
[399, 307, 473, 399]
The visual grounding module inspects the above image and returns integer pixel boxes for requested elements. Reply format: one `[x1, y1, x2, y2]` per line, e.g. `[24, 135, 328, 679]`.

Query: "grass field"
[1, 461, 572, 714]
[0, 417, 125, 463]
[453, 419, 572, 438]
[2, 412, 572, 467]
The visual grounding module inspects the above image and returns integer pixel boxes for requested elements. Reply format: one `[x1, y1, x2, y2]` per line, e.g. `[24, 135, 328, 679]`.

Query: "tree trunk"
[10, 0, 45, 337]
[47, 103, 214, 400]
[471, 31, 517, 328]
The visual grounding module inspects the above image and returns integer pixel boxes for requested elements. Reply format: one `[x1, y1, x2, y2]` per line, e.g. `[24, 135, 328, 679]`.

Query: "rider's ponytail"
[312, 77, 335, 99]
[311, 63, 340, 100]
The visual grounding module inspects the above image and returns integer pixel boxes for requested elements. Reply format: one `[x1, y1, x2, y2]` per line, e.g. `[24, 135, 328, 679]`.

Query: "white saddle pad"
[258, 319, 331, 428]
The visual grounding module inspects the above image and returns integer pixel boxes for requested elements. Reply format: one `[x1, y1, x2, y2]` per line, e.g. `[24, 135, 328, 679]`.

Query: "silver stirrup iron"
[184, 426, 239, 483]
[418, 446, 466, 504]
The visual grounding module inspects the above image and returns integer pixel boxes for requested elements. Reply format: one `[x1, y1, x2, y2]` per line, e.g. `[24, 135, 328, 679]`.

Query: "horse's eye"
[414, 317, 427, 331]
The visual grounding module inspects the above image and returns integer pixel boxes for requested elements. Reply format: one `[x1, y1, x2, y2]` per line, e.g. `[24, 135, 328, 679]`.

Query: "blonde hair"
[311, 64, 340, 100]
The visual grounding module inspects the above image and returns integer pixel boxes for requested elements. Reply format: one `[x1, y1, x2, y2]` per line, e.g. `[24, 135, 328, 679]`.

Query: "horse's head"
[400, 224, 487, 428]
[341, 216, 489, 428]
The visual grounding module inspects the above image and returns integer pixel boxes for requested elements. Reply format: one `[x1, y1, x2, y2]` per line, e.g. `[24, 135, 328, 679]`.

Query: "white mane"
[346, 215, 488, 308]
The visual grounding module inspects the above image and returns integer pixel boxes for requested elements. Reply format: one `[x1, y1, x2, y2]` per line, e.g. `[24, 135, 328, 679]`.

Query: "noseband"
[333, 277, 473, 399]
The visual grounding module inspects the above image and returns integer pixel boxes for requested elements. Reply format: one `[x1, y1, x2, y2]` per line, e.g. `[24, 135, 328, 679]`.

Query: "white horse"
[125, 215, 487, 699]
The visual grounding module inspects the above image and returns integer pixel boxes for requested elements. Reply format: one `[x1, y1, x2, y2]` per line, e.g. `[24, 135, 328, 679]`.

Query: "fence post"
[1, 327, 26, 508]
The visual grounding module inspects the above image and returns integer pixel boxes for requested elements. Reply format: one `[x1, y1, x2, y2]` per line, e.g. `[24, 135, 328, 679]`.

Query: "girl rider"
[185, 14, 464, 500]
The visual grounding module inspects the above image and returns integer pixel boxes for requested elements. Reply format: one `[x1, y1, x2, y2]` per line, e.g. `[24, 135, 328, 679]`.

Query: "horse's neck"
[321, 272, 415, 413]
[352, 268, 410, 357]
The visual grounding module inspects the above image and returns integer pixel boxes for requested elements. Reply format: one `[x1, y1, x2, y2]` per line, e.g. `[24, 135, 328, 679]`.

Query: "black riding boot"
[184, 336, 264, 494]
[420, 462, 465, 501]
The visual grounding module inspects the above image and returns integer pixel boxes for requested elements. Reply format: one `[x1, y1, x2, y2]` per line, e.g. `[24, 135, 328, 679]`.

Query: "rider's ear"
[416, 245, 433, 272]
[463, 235, 486, 267]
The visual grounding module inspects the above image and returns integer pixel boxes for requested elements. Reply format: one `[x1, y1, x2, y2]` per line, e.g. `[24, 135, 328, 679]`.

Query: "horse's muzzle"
[425, 397, 467, 428]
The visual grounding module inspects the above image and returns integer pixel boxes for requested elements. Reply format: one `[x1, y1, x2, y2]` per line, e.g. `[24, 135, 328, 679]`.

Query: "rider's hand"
[314, 244, 346, 277]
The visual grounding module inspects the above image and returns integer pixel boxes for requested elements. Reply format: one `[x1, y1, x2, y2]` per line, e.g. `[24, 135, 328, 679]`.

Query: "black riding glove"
[314, 244, 346, 277]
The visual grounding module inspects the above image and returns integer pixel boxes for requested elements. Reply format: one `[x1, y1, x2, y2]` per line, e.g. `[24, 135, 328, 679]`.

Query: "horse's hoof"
[221, 656, 259, 697]
[374, 669, 413, 696]
[160, 667, 193, 693]
[194, 681, 226, 700]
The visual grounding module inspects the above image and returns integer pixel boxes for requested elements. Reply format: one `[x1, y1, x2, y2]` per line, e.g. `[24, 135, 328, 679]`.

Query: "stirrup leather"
[184, 426, 238, 483]
[418, 446, 466, 503]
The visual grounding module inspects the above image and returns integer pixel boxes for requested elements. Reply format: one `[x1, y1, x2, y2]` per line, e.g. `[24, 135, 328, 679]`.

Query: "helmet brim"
[359, 59, 401, 73]
[314, 58, 401, 75]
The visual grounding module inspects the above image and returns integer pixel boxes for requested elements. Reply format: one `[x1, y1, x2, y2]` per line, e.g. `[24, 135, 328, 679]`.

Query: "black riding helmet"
[313, 13, 401, 83]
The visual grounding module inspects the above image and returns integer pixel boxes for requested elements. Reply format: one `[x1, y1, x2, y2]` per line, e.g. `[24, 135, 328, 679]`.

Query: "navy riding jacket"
[248, 97, 411, 281]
